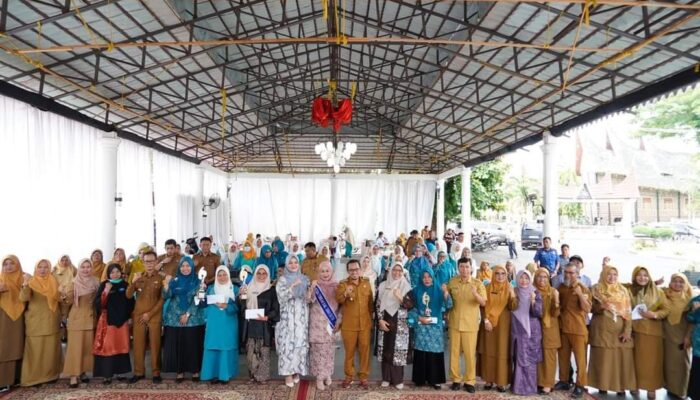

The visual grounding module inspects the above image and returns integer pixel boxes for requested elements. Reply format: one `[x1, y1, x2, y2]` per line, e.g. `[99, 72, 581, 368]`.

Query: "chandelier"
[314, 141, 357, 173]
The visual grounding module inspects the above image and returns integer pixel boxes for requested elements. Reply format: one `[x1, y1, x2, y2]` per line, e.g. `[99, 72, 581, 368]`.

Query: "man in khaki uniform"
[193, 237, 221, 285]
[301, 242, 328, 280]
[126, 251, 164, 383]
[447, 257, 486, 393]
[335, 259, 373, 389]
[157, 239, 180, 277]
[554, 263, 592, 398]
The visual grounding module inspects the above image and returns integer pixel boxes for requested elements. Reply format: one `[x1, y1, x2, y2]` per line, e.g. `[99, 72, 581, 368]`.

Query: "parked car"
[472, 221, 508, 245]
[521, 222, 543, 250]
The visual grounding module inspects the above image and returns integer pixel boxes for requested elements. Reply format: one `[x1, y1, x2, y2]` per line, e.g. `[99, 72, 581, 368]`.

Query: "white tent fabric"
[0, 94, 102, 265]
[230, 176, 435, 245]
[152, 152, 199, 248]
[203, 169, 231, 248]
[116, 140, 154, 253]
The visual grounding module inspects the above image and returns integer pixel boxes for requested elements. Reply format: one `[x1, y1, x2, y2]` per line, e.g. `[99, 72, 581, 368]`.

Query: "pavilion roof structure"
[0, 0, 698, 174]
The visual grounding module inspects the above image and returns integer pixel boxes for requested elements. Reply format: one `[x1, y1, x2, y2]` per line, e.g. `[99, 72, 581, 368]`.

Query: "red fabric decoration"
[311, 97, 353, 132]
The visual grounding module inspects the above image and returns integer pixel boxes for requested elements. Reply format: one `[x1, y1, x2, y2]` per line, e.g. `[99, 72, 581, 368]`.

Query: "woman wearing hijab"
[628, 266, 669, 399]
[449, 242, 462, 265]
[101, 248, 128, 281]
[63, 258, 99, 387]
[534, 268, 560, 394]
[240, 264, 279, 383]
[407, 246, 431, 288]
[478, 264, 516, 392]
[663, 273, 693, 399]
[53, 254, 77, 343]
[233, 241, 257, 279]
[0, 255, 26, 390]
[199, 266, 239, 383]
[360, 256, 378, 295]
[510, 270, 543, 395]
[408, 267, 452, 389]
[272, 239, 289, 268]
[255, 244, 279, 281]
[90, 250, 106, 280]
[93, 263, 134, 384]
[476, 261, 492, 285]
[390, 246, 408, 269]
[162, 257, 205, 383]
[290, 242, 304, 263]
[276, 254, 310, 387]
[588, 265, 635, 396]
[19, 259, 63, 386]
[376, 262, 413, 389]
[224, 242, 240, 273]
[308, 261, 340, 390]
[432, 251, 452, 287]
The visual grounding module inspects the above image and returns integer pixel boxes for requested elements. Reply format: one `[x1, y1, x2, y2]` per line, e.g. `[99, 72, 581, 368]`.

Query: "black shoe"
[69, 382, 79, 389]
[152, 376, 162, 384]
[599, 390, 608, 395]
[129, 375, 144, 384]
[554, 381, 572, 391]
[432, 384, 441, 390]
[616, 392, 626, 397]
[484, 383, 493, 390]
[450, 382, 461, 391]
[175, 377, 184, 384]
[496, 386, 506, 393]
[210, 379, 220, 385]
[464, 384, 476, 393]
[218, 380, 228, 385]
[103, 378, 112, 385]
[116, 376, 127, 382]
[572, 386, 584, 398]
[80, 375, 90, 383]
[192, 376, 200, 382]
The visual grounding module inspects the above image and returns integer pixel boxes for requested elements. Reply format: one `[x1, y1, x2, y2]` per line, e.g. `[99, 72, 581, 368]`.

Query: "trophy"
[197, 268, 207, 300]
[239, 269, 249, 300]
[422, 292, 431, 317]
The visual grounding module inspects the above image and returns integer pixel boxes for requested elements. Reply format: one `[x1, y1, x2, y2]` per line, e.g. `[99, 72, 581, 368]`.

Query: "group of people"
[1, 232, 700, 400]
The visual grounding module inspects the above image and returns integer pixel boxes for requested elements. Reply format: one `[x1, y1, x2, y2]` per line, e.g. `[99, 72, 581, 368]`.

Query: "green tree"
[634, 86, 700, 145]
[558, 168, 584, 220]
[444, 159, 509, 223]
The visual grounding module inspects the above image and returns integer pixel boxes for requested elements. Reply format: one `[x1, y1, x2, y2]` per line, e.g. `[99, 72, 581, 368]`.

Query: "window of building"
[641, 197, 652, 208]
[663, 197, 674, 210]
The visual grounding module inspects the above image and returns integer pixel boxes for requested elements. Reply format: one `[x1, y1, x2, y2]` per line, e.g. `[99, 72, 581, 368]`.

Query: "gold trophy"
[197, 268, 207, 300]
[422, 292, 431, 317]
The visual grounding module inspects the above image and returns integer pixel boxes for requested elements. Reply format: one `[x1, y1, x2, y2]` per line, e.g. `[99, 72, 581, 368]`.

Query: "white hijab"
[213, 265, 236, 302]
[246, 265, 271, 309]
[378, 263, 411, 316]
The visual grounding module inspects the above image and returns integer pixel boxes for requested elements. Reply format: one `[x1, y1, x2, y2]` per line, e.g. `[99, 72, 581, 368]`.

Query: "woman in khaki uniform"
[662, 273, 693, 399]
[628, 266, 669, 400]
[19, 259, 63, 386]
[52, 254, 76, 342]
[588, 266, 636, 395]
[63, 258, 99, 387]
[478, 265, 516, 392]
[534, 268, 560, 394]
[0, 255, 25, 390]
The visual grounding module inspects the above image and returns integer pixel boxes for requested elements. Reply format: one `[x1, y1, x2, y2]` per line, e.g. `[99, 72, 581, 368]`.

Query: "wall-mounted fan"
[202, 193, 221, 217]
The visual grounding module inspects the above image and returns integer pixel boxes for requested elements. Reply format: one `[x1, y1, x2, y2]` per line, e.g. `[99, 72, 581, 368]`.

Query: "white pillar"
[436, 178, 446, 239]
[195, 165, 205, 237]
[330, 176, 337, 236]
[620, 199, 635, 239]
[461, 167, 472, 249]
[98, 133, 120, 256]
[542, 132, 560, 243]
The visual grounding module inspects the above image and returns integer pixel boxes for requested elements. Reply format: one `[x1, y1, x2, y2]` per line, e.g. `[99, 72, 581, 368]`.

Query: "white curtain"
[0, 94, 102, 266]
[152, 152, 199, 248]
[230, 176, 332, 243]
[203, 169, 230, 248]
[230, 176, 434, 245]
[334, 179, 436, 242]
[116, 140, 154, 253]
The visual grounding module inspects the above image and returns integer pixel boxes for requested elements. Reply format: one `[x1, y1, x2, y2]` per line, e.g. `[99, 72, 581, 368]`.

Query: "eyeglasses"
[348, 268, 360, 272]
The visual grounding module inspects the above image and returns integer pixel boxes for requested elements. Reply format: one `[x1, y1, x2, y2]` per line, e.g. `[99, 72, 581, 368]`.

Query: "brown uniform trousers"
[557, 283, 591, 387]
[335, 277, 373, 381]
[126, 272, 164, 377]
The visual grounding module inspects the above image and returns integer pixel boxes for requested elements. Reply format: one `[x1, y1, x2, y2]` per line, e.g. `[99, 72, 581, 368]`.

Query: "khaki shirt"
[301, 254, 328, 281]
[193, 252, 221, 285]
[157, 254, 180, 277]
[335, 277, 373, 331]
[558, 282, 591, 335]
[446, 276, 486, 332]
[126, 271, 164, 322]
